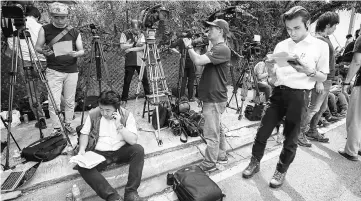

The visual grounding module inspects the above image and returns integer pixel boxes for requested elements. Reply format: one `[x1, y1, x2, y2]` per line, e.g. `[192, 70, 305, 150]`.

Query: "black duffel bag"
[244, 103, 266, 121]
[172, 166, 225, 201]
[21, 133, 67, 162]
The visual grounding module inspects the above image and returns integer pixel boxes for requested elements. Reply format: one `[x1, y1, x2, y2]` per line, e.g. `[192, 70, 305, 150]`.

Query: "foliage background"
[1, 0, 361, 109]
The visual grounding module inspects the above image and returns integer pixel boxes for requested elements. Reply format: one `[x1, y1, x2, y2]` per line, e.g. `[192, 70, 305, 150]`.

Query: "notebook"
[69, 151, 106, 169]
[1, 161, 40, 192]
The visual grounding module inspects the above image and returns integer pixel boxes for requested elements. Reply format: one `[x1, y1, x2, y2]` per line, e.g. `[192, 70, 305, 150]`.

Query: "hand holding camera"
[182, 38, 192, 48]
[42, 45, 54, 56]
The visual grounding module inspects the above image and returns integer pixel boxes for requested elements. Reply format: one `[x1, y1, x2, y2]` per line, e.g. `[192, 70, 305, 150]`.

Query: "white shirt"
[272, 34, 329, 90]
[80, 112, 138, 151]
[7, 17, 46, 61]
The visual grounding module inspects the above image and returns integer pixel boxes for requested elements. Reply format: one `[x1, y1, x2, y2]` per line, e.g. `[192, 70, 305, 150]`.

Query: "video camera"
[242, 35, 261, 58]
[139, 4, 169, 29]
[1, 1, 33, 37]
[176, 31, 209, 48]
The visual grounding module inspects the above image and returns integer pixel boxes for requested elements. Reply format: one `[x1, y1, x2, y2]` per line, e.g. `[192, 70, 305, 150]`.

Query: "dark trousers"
[121, 66, 151, 101]
[78, 144, 145, 201]
[180, 67, 196, 99]
[257, 82, 272, 101]
[251, 86, 307, 173]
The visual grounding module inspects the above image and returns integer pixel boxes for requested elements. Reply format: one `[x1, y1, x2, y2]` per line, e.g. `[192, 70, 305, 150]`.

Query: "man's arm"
[68, 34, 85, 57]
[114, 112, 138, 145]
[183, 38, 211, 66]
[78, 134, 89, 155]
[35, 27, 46, 54]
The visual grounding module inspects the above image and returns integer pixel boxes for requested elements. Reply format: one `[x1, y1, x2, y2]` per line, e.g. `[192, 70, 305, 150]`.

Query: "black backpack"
[21, 133, 67, 162]
[152, 102, 171, 130]
[244, 103, 266, 121]
[172, 166, 225, 201]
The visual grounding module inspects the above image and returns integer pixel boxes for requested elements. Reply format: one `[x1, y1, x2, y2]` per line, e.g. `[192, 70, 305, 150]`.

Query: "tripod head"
[145, 28, 157, 45]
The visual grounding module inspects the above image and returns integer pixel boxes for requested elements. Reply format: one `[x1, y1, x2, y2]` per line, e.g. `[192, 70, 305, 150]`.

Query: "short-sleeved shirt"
[353, 36, 361, 86]
[254, 61, 268, 83]
[120, 30, 145, 67]
[316, 36, 335, 80]
[43, 24, 79, 73]
[80, 112, 138, 151]
[272, 34, 329, 90]
[198, 42, 231, 103]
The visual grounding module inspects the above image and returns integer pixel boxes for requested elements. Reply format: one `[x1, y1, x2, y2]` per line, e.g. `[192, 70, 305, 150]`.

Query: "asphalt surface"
[217, 124, 361, 201]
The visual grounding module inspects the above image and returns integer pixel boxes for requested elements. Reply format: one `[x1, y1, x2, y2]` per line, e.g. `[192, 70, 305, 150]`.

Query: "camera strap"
[47, 25, 74, 47]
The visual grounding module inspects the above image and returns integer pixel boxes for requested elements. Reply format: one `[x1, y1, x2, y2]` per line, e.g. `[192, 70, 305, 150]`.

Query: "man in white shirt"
[242, 6, 329, 188]
[7, 6, 47, 129]
[77, 91, 145, 201]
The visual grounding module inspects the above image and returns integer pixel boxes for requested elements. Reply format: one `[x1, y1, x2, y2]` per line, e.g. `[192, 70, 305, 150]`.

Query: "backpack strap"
[47, 25, 74, 47]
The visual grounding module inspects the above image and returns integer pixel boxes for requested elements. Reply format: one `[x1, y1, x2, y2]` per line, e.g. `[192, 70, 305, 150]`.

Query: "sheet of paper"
[267, 52, 297, 67]
[69, 151, 106, 169]
[53, 40, 73, 57]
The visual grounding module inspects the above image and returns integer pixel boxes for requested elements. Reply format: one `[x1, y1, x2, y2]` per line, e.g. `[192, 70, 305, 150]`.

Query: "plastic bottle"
[72, 184, 82, 201]
[23, 114, 29, 123]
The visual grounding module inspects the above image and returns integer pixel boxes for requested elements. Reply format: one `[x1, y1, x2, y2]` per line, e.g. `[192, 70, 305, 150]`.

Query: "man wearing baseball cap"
[183, 19, 231, 172]
[36, 2, 84, 135]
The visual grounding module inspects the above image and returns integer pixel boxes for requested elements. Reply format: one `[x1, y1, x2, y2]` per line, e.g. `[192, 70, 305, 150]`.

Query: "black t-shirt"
[43, 24, 79, 73]
[317, 36, 335, 80]
[342, 41, 355, 63]
[353, 36, 361, 86]
[198, 42, 231, 103]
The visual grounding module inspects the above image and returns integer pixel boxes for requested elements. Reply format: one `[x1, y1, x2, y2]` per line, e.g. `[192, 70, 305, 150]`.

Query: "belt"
[275, 85, 304, 91]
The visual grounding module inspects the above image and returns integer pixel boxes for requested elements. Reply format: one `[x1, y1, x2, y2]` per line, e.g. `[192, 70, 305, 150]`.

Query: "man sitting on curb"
[77, 90, 145, 201]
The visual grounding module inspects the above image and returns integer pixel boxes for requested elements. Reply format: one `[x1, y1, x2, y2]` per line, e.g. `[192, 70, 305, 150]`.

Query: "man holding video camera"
[35, 2, 84, 135]
[183, 19, 231, 172]
[242, 6, 329, 188]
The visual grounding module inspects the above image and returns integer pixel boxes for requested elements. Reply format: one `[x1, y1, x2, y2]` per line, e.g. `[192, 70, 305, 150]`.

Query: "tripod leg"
[98, 42, 114, 91]
[1, 116, 21, 151]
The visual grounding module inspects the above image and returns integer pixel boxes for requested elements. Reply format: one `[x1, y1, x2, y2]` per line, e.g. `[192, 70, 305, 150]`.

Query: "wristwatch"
[186, 45, 193, 50]
[307, 69, 316, 77]
[342, 82, 350, 86]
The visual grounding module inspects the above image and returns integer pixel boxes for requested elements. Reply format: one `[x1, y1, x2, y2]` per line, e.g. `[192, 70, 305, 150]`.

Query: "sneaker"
[338, 149, 359, 161]
[64, 123, 76, 135]
[242, 156, 260, 179]
[124, 191, 145, 201]
[269, 170, 287, 188]
[35, 118, 47, 129]
[320, 118, 331, 127]
[306, 129, 329, 143]
[217, 155, 228, 164]
[297, 132, 312, 147]
[198, 164, 217, 172]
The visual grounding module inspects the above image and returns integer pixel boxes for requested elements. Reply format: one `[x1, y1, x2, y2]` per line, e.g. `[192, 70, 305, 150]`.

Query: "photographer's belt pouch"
[21, 133, 67, 162]
[173, 166, 225, 201]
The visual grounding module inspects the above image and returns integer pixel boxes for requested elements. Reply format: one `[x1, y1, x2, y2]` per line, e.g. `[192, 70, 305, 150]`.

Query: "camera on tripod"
[139, 4, 169, 29]
[242, 35, 261, 58]
[1, 1, 33, 37]
[176, 31, 209, 48]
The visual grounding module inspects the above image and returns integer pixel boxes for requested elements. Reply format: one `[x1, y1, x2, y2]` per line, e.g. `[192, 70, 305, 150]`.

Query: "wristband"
[342, 82, 350, 86]
[186, 45, 193, 50]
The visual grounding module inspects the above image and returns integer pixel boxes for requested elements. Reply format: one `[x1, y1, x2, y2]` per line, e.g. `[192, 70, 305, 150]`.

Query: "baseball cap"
[205, 19, 230, 37]
[49, 2, 69, 16]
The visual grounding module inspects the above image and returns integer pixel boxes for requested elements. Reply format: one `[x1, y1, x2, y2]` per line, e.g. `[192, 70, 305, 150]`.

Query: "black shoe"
[269, 170, 286, 188]
[297, 132, 312, 147]
[325, 115, 341, 123]
[35, 118, 47, 129]
[338, 150, 359, 161]
[242, 156, 260, 179]
[124, 191, 145, 201]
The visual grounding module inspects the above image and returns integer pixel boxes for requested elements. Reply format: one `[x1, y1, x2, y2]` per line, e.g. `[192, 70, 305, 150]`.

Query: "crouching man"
[77, 90, 145, 201]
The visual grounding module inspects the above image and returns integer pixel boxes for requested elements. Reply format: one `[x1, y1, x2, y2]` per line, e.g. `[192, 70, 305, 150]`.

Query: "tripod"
[3, 27, 73, 170]
[136, 29, 170, 146]
[79, 31, 114, 126]
[227, 49, 261, 120]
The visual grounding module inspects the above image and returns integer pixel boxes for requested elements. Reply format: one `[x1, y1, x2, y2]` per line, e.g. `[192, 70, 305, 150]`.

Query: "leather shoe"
[338, 149, 359, 161]
[242, 156, 260, 179]
[297, 132, 312, 147]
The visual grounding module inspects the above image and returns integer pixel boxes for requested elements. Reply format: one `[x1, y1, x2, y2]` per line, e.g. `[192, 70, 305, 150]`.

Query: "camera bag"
[244, 103, 266, 121]
[152, 102, 171, 130]
[21, 133, 67, 162]
[172, 166, 225, 201]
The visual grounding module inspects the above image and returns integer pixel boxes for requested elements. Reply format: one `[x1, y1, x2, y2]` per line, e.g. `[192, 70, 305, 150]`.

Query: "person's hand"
[183, 38, 192, 48]
[67, 51, 78, 57]
[78, 149, 85, 155]
[112, 109, 124, 129]
[315, 82, 324, 94]
[125, 48, 132, 53]
[42, 46, 54, 56]
[342, 85, 349, 95]
[288, 57, 313, 75]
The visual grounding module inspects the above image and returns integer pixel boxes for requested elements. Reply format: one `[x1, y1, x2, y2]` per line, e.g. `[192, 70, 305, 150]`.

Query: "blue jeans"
[78, 144, 144, 201]
[300, 80, 332, 132]
[200, 102, 227, 168]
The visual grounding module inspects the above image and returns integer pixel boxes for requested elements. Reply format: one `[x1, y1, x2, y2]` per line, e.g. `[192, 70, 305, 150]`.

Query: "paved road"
[217, 124, 361, 201]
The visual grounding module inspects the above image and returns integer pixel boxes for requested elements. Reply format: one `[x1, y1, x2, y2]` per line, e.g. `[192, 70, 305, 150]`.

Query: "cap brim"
[205, 21, 219, 27]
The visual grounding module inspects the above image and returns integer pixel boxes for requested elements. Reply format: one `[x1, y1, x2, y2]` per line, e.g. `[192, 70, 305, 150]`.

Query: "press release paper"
[69, 151, 106, 169]
[267, 52, 297, 67]
[53, 41, 72, 57]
